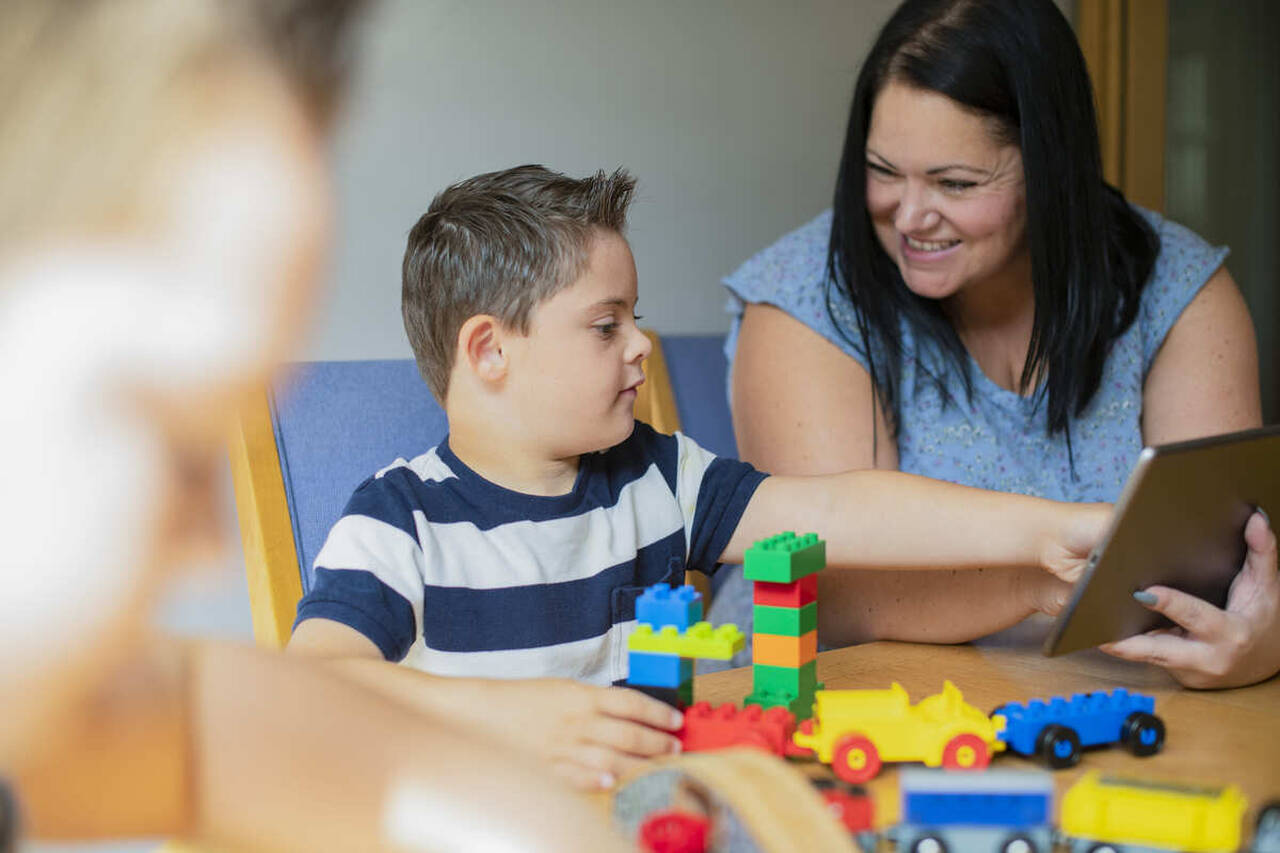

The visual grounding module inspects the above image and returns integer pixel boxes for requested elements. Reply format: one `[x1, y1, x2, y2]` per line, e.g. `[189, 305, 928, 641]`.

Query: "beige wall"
[312, 0, 902, 358]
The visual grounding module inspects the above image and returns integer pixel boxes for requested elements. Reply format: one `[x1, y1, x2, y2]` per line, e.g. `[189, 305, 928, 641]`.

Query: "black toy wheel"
[1035, 723, 1081, 769]
[999, 834, 1041, 853]
[910, 835, 950, 853]
[1086, 845, 1122, 853]
[1120, 711, 1165, 757]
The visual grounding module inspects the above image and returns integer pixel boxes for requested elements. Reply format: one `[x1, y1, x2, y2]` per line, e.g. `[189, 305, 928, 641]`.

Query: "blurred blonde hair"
[0, 0, 364, 248]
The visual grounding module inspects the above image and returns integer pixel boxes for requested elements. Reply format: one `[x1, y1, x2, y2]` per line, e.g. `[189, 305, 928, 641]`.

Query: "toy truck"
[1059, 772, 1247, 853]
[791, 681, 1006, 783]
[993, 689, 1165, 769]
[886, 767, 1055, 853]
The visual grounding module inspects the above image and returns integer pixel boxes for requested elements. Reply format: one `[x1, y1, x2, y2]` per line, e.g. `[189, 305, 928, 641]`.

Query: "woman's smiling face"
[865, 80, 1029, 303]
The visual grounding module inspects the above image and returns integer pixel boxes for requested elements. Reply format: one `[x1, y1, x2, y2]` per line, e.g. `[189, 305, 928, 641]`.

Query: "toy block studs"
[743, 531, 826, 583]
[636, 583, 703, 631]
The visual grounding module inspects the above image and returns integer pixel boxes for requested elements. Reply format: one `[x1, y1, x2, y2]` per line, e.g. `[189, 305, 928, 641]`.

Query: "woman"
[708, 0, 1279, 688]
[0, 1, 626, 848]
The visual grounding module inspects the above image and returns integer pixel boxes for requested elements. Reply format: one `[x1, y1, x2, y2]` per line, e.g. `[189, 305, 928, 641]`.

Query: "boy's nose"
[629, 326, 653, 363]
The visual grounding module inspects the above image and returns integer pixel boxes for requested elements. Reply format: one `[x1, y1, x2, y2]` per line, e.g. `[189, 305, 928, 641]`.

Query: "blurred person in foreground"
[0, 1, 628, 849]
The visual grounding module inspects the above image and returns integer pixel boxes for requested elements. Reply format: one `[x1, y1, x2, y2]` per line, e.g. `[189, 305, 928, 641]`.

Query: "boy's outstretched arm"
[289, 618, 683, 791]
[722, 470, 1109, 579]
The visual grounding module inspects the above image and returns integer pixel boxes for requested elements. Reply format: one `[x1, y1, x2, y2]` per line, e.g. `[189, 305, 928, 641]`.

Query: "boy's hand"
[1038, 502, 1111, 586]
[471, 679, 683, 792]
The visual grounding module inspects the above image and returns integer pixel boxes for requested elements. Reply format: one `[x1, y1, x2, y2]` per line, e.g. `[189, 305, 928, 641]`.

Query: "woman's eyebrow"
[926, 163, 990, 176]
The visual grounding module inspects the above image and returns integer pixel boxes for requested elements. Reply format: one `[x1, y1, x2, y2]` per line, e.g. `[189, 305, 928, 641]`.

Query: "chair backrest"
[229, 332, 734, 648]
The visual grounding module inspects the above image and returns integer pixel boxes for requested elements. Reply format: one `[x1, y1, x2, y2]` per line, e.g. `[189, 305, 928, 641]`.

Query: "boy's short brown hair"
[402, 164, 637, 401]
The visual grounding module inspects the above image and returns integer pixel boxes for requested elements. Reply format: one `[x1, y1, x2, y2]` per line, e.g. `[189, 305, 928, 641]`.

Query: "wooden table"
[693, 626, 1280, 836]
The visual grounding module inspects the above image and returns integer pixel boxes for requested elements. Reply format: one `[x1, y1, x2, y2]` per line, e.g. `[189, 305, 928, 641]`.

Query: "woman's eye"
[867, 162, 897, 178]
[939, 179, 977, 192]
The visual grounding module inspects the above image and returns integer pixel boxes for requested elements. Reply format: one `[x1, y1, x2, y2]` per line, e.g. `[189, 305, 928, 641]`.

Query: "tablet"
[1043, 423, 1280, 656]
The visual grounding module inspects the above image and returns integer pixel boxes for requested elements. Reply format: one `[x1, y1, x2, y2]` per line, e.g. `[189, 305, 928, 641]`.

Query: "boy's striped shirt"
[294, 421, 766, 685]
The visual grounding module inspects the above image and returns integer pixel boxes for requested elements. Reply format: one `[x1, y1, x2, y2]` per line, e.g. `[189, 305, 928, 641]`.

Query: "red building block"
[752, 573, 818, 607]
[678, 701, 798, 756]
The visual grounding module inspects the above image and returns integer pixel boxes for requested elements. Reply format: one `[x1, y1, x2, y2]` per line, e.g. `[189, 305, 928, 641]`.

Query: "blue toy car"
[993, 689, 1165, 769]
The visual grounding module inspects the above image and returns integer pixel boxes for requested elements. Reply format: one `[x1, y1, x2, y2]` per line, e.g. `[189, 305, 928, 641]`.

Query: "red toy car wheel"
[832, 734, 882, 783]
[941, 733, 990, 770]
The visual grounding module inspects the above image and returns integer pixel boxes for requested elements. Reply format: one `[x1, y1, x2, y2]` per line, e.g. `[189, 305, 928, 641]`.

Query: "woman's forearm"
[818, 566, 1060, 646]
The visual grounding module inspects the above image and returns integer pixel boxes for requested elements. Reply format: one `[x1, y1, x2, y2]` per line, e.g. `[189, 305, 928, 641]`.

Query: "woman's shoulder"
[1131, 206, 1230, 365]
[723, 209, 833, 302]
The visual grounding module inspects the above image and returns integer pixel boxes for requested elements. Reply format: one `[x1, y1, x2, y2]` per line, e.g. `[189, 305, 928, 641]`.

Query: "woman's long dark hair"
[828, 0, 1159, 446]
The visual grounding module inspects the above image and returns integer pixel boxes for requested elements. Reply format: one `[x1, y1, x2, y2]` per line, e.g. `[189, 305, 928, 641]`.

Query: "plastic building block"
[744, 688, 819, 720]
[631, 682, 693, 710]
[994, 688, 1165, 769]
[752, 631, 817, 668]
[628, 622, 745, 660]
[677, 702, 798, 756]
[1060, 772, 1246, 853]
[751, 660, 819, 696]
[886, 768, 1054, 852]
[791, 681, 1006, 784]
[627, 651, 693, 688]
[637, 810, 710, 853]
[753, 602, 817, 636]
[809, 778, 874, 835]
[636, 583, 703, 631]
[752, 573, 818, 608]
[743, 531, 826, 583]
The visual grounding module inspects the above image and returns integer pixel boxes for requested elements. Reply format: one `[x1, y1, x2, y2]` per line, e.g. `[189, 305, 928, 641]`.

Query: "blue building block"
[627, 650, 693, 688]
[636, 583, 703, 631]
[994, 688, 1164, 768]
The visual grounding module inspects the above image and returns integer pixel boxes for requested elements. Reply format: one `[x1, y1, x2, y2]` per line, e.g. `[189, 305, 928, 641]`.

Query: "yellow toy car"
[790, 680, 1006, 783]
[1060, 771, 1247, 853]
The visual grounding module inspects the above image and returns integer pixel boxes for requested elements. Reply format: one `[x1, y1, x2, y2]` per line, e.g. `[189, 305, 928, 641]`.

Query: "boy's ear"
[456, 314, 507, 385]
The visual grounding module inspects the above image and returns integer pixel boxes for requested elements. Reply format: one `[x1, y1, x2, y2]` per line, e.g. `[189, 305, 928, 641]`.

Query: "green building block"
[744, 688, 819, 720]
[751, 660, 820, 696]
[753, 602, 818, 636]
[627, 622, 746, 660]
[742, 532, 826, 583]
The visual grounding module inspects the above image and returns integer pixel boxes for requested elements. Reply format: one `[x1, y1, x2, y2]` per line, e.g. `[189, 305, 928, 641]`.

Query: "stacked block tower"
[743, 532, 825, 718]
[626, 583, 745, 708]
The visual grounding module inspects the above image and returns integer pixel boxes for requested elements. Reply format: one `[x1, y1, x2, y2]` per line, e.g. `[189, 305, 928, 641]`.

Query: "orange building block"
[753, 630, 818, 667]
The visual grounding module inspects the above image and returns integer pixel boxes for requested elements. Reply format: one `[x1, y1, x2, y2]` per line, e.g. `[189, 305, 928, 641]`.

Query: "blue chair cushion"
[661, 335, 737, 459]
[271, 360, 448, 592]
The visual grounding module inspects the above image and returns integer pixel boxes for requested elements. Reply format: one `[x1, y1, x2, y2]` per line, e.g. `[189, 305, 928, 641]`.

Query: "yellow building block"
[752, 630, 818, 667]
[627, 622, 746, 660]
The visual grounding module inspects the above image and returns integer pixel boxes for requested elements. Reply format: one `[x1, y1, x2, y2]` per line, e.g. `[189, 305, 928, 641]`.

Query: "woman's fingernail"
[598, 772, 616, 790]
[669, 738, 683, 754]
[1256, 506, 1271, 529]
[670, 711, 684, 729]
[1133, 590, 1158, 606]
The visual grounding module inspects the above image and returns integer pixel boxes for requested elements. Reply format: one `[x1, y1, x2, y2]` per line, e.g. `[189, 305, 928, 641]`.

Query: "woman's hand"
[1100, 510, 1280, 688]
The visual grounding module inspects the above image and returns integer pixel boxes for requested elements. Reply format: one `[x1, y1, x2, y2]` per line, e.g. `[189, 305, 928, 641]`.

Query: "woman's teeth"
[905, 235, 960, 252]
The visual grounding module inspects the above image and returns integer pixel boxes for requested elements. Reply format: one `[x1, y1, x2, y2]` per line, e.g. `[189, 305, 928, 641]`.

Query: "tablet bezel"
[1043, 423, 1280, 656]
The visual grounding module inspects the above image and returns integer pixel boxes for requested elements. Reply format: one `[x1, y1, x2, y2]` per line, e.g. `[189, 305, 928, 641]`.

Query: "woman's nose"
[894, 181, 941, 233]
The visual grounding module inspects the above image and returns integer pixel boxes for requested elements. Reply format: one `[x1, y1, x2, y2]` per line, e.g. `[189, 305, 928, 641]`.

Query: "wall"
[307, 0, 903, 360]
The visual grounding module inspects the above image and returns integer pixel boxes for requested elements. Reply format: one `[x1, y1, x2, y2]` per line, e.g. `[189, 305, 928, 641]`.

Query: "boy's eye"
[594, 322, 618, 339]
[633, 313, 644, 324]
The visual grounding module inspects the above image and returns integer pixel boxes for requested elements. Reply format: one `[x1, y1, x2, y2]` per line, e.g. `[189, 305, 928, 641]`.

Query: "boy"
[289, 165, 1107, 790]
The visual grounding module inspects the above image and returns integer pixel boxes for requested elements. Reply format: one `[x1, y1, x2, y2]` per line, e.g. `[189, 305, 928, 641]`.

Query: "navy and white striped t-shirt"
[294, 421, 767, 685]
